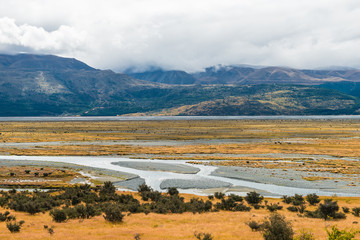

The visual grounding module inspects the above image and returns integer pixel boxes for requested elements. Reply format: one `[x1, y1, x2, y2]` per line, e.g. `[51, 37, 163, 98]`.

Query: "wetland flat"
[1, 118, 360, 240]
[1, 118, 360, 196]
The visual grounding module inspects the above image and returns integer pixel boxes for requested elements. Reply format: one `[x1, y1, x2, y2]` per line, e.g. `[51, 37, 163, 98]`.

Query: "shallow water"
[0, 155, 358, 197]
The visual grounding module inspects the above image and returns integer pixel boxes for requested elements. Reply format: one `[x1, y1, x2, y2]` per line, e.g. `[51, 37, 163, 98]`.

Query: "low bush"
[245, 191, 264, 205]
[319, 199, 341, 220]
[298, 205, 306, 213]
[50, 209, 67, 222]
[306, 193, 320, 205]
[214, 192, 225, 199]
[6, 220, 24, 233]
[247, 220, 262, 231]
[228, 194, 243, 202]
[261, 213, 294, 240]
[305, 199, 346, 220]
[266, 203, 283, 212]
[342, 207, 350, 213]
[326, 226, 358, 240]
[287, 206, 298, 212]
[103, 204, 124, 222]
[167, 187, 179, 196]
[282, 195, 293, 204]
[292, 194, 305, 206]
[0, 211, 16, 222]
[234, 203, 251, 212]
[352, 207, 360, 217]
[194, 232, 214, 240]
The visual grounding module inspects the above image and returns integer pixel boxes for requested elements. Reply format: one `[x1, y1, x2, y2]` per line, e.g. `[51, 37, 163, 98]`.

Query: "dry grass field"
[1, 119, 360, 239]
[1, 119, 360, 174]
[0, 194, 360, 240]
[0, 166, 83, 188]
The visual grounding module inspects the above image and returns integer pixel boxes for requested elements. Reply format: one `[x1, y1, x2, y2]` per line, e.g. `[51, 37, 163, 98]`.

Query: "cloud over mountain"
[1, 0, 360, 72]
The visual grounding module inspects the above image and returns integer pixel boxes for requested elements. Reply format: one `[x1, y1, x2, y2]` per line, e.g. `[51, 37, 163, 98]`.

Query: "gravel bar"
[111, 161, 200, 174]
[160, 178, 232, 189]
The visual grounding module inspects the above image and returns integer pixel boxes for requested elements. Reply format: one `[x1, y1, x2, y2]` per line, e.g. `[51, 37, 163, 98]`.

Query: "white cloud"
[0, 17, 86, 55]
[1, 0, 360, 72]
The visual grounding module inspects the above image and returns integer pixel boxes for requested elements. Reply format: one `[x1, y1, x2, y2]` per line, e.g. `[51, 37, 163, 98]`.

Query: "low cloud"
[1, 0, 360, 72]
[0, 17, 86, 55]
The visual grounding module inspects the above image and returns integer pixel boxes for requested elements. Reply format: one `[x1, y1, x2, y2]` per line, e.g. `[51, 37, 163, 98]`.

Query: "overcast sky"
[1, 0, 360, 72]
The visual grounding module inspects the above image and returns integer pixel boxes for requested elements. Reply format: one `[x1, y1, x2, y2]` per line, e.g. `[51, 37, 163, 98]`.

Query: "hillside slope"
[0, 54, 360, 116]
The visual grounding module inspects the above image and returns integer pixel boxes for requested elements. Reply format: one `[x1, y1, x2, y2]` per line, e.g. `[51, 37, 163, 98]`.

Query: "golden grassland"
[0, 166, 82, 188]
[1, 119, 360, 239]
[1, 119, 360, 177]
[0, 120, 360, 158]
[2, 139, 360, 158]
[1, 194, 360, 240]
[0, 119, 360, 142]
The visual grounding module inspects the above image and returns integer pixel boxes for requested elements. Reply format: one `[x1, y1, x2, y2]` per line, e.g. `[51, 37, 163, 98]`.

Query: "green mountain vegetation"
[0, 54, 360, 116]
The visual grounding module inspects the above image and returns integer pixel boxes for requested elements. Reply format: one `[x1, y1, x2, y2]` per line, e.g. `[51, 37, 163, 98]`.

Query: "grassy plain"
[1, 119, 360, 239]
[1, 119, 360, 174]
[1, 194, 360, 240]
[0, 166, 82, 188]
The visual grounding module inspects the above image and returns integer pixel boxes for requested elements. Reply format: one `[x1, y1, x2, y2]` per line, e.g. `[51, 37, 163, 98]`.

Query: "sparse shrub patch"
[245, 191, 264, 205]
[6, 220, 24, 233]
[261, 213, 294, 240]
[103, 204, 124, 222]
[306, 193, 320, 205]
[247, 220, 262, 231]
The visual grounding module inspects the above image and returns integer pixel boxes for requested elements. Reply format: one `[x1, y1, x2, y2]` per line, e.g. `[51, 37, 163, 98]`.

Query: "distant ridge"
[0, 53, 360, 116]
[0, 54, 95, 71]
[131, 65, 360, 85]
[129, 70, 196, 84]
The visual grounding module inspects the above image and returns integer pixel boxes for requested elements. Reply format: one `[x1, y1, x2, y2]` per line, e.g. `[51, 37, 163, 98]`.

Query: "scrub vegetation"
[0, 186, 360, 239]
[1, 119, 360, 238]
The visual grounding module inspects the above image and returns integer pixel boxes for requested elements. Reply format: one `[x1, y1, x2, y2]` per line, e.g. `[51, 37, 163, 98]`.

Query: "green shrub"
[342, 207, 350, 213]
[282, 195, 293, 204]
[6, 221, 24, 233]
[50, 209, 67, 222]
[99, 181, 116, 200]
[326, 226, 358, 240]
[292, 194, 305, 206]
[167, 187, 179, 196]
[0, 211, 16, 222]
[103, 204, 124, 222]
[261, 213, 294, 240]
[253, 204, 262, 209]
[247, 220, 262, 231]
[352, 207, 360, 217]
[306, 193, 320, 205]
[228, 194, 243, 202]
[234, 203, 251, 212]
[319, 199, 340, 220]
[266, 203, 283, 212]
[214, 192, 225, 199]
[287, 206, 298, 212]
[245, 191, 264, 205]
[137, 183, 152, 193]
[298, 205, 306, 214]
[194, 232, 214, 240]
[305, 199, 345, 220]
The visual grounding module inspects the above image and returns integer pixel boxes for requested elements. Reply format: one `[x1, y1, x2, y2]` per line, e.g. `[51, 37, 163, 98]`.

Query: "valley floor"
[0, 119, 360, 239]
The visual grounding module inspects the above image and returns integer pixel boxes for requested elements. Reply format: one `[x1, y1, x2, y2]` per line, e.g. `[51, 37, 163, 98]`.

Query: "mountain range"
[129, 65, 360, 85]
[0, 54, 360, 116]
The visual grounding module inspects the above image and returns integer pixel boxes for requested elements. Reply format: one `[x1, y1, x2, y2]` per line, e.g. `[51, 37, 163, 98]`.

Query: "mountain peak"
[0, 54, 95, 71]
